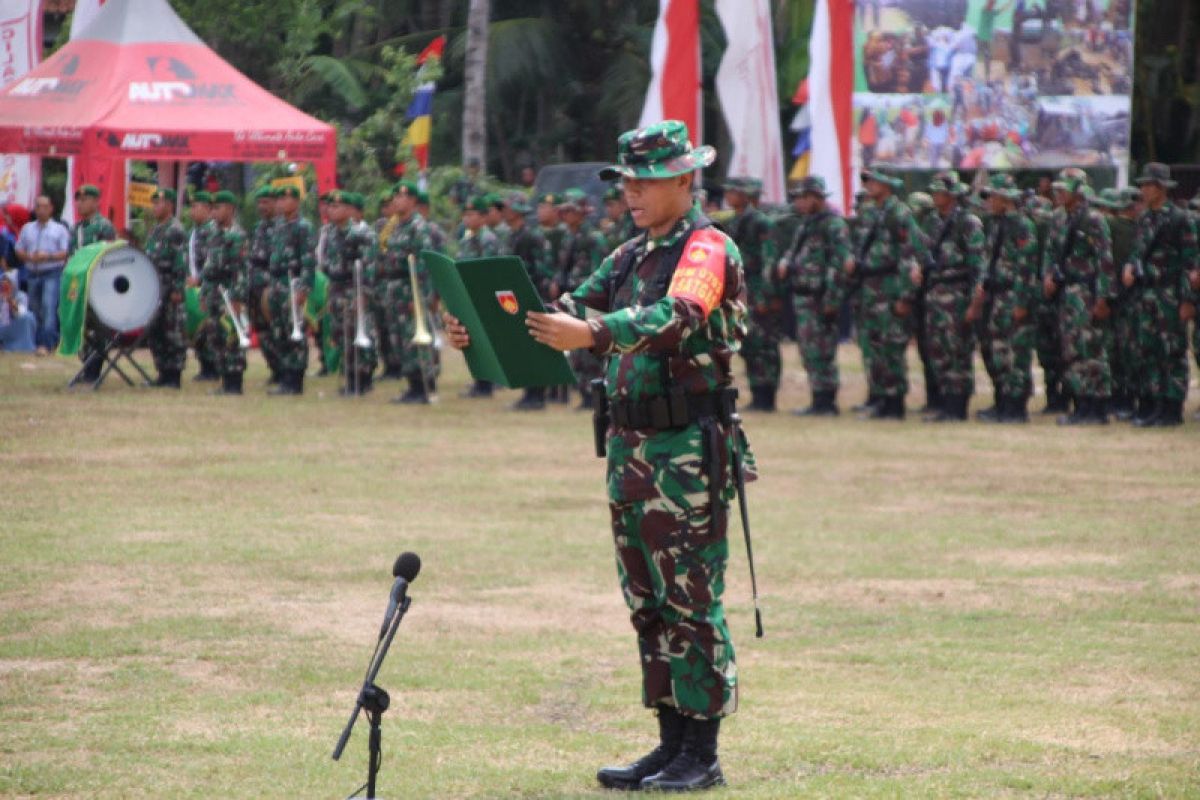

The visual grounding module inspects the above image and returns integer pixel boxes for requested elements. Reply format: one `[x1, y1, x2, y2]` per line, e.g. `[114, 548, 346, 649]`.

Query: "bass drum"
[87, 244, 161, 333]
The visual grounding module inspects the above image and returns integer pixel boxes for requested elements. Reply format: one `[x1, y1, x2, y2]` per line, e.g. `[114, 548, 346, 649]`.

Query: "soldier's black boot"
[1152, 397, 1184, 427]
[1091, 397, 1109, 425]
[380, 366, 403, 381]
[214, 372, 243, 395]
[597, 705, 686, 791]
[746, 386, 776, 412]
[152, 369, 182, 389]
[1132, 396, 1160, 427]
[640, 717, 725, 792]
[1042, 384, 1068, 414]
[794, 390, 838, 417]
[193, 357, 219, 382]
[577, 382, 593, 411]
[266, 370, 280, 387]
[1111, 392, 1134, 421]
[358, 371, 374, 395]
[269, 369, 302, 396]
[975, 389, 1002, 422]
[461, 379, 494, 399]
[392, 375, 430, 405]
[852, 392, 881, 414]
[919, 383, 942, 414]
[1057, 397, 1091, 426]
[511, 387, 546, 411]
[868, 395, 904, 420]
[999, 394, 1030, 424]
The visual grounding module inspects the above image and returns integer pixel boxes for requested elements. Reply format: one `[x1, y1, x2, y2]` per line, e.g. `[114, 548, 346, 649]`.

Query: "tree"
[461, 0, 490, 168]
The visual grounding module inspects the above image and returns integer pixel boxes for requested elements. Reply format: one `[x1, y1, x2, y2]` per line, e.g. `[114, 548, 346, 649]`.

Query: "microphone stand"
[332, 594, 412, 799]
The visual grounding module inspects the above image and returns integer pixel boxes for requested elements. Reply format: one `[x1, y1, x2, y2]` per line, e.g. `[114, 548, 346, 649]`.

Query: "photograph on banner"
[853, 0, 1133, 170]
[855, 0, 1133, 96]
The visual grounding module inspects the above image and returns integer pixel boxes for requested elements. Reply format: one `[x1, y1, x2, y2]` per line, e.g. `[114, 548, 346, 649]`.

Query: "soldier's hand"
[822, 306, 839, 321]
[775, 260, 789, 281]
[1092, 297, 1111, 322]
[442, 311, 471, 350]
[1043, 275, 1057, 298]
[1121, 264, 1135, 288]
[186, 276, 200, 288]
[893, 299, 911, 317]
[965, 298, 982, 324]
[910, 265, 923, 286]
[170, 291, 182, 304]
[1013, 306, 1028, 323]
[845, 259, 857, 276]
[527, 310, 595, 351]
[1181, 302, 1196, 323]
[1189, 270, 1200, 291]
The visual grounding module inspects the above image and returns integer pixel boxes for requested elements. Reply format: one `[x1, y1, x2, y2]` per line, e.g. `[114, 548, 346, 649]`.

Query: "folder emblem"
[495, 290, 520, 315]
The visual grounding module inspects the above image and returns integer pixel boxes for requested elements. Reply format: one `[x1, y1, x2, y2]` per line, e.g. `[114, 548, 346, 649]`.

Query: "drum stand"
[68, 327, 154, 390]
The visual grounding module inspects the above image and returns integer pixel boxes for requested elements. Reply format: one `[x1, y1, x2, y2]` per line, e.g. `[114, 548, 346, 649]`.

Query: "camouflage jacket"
[854, 194, 924, 302]
[69, 213, 116, 256]
[555, 222, 609, 294]
[325, 220, 378, 288]
[203, 223, 249, 296]
[1042, 203, 1114, 299]
[726, 206, 778, 306]
[249, 217, 276, 273]
[1128, 203, 1198, 298]
[491, 221, 512, 253]
[1107, 214, 1135, 280]
[426, 219, 448, 253]
[557, 204, 754, 503]
[458, 226, 499, 259]
[504, 223, 554, 296]
[980, 210, 1039, 309]
[143, 219, 188, 295]
[923, 206, 985, 286]
[378, 213, 433, 281]
[782, 210, 850, 309]
[188, 220, 218, 279]
[268, 216, 317, 289]
[602, 213, 637, 253]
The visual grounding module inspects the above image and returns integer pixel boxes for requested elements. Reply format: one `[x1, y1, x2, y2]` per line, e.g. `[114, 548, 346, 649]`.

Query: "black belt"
[927, 272, 973, 287]
[858, 264, 899, 279]
[1138, 275, 1180, 289]
[610, 389, 737, 432]
[327, 276, 352, 286]
[793, 286, 825, 297]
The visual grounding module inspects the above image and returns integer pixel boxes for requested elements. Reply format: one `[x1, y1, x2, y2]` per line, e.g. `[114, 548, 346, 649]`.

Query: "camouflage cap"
[1134, 162, 1176, 188]
[599, 120, 716, 181]
[724, 176, 763, 196]
[378, 185, 397, 203]
[393, 180, 420, 199]
[907, 191, 934, 212]
[507, 193, 533, 215]
[558, 188, 590, 211]
[1051, 167, 1089, 195]
[323, 189, 348, 204]
[979, 173, 1021, 201]
[75, 184, 101, 199]
[788, 175, 830, 197]
[213, 190, 238, 205]
[417, 189, 431, 205]
[346, 192, 366, 211]
[276, 185, 303, 200]
[189, 190, 213, 205]
[537, 192, 562, 207]
[1120, 187, 1141, 206]
[1094, 188, 1123, 210]
[927, 169, 967, 196]
[603, 185, 623, 202]
[861, 165, 904, 190]
[465, 195, 490, 214]
[151, 188, 177, 204]
[252, 186, 275, 201]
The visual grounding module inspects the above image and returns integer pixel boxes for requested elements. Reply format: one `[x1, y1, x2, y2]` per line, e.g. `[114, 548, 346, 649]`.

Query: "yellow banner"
[271, 176, 306, 199]
[128, 181, 157, 210]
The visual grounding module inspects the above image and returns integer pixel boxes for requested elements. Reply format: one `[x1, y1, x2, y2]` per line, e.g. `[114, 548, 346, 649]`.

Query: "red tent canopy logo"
[128, 55, 234, 103]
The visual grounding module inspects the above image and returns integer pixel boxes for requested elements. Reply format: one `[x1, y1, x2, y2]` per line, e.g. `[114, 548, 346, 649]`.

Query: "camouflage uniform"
[978, 175, 1040, 419]
[377, 211, 437, 384]
[725, 192, 780, 407]
[780, 180, 849, 411]
[70, 208, 117, 378]
[325, 214, 379, 389]
[921, 177, 985, 417]
[266, 211, 317, 388]
[855, 169, 926, 417]
[1043, 172, 1116, 421]
[248, 206, 281, 379]
[556, 219, 610, 399]
[188, 217, 220, 372]
[1125, 166, 1197, 425]
[908, 193, 940, 410]
[1028, 197, 1067, 411]
[1098, 189, 1137, 415]
[458, 226, 499, 259]
[143, 216, 189, 378]
[201, 218, 249, 382]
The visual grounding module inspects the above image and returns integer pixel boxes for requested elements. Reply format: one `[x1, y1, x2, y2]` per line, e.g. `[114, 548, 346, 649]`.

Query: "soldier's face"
[257, 198, 273, 218]
[280, 196, 299, 217]
[605, 199, 625, 220]
[215, 203, 235, 225]
[932, 191, 956, 215]
[537, 204, 558, 226]
[1140, 183, 1165, 208]
[1052, 188, 1070, 208]
[865, 179, 889, 202]
[328, 202, 349, 225]
[463, 209, 484, 231]
[395, 194, 417, 216]
[76, 196, 97, 217]
[623, 175, 691, 233]
[561, 208, 584, 228]
[986, 193, 1006, 215]
[152, 198, 173, 220]
[189, 204, 210, 224]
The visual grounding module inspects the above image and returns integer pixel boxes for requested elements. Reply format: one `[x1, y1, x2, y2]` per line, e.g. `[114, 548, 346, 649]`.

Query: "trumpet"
[288, 272, 304, 342]
[407, 254, 434, 347]
[219, 285, 252, 350]
[353, 258, 372, 349]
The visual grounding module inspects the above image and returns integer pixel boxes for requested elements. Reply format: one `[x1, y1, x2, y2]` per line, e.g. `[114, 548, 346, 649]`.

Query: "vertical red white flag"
[714, 0, 785, 205]
[807, 0, 855, 214]
[0, 0, 42, 209]
[639, 0, 701, 145]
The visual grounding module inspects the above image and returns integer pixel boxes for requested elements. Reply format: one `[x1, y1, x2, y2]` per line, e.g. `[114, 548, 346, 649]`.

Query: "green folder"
[424, 250, 576, 388]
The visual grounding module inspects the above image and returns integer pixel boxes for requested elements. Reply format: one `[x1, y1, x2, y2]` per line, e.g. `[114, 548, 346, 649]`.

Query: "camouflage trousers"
[1131, 287, 1189, 402]
[328, 286, 377, 379]
[851, 287, 875, 393]
[1035, 300, 1065, 397]
[1109, 298, 1139, 399]
[741, 306, 783, 390]
[984, 294, 1034, 400]
[249, 281, 281, 377]
[1057, 285, 1111, 399]
[197, 287, 246, 377]
[148, 295, 188, 373]
[374, 279, 439, 380]
[571, 349, 604, 391]
[795, 295, 839, 393]
[267, 279, 309, 373]
[860, 278, 911, 398]
[610, 492, 737, 720]
[1193, 319, 1200, 372]
[922, 283, 976, 397]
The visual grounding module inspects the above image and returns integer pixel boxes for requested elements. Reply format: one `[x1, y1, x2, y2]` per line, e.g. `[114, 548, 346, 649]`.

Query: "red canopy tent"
[0, 0, 337, 227]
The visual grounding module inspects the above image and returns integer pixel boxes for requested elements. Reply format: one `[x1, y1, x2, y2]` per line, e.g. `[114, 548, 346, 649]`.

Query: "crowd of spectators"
[0, 197, 70, 355]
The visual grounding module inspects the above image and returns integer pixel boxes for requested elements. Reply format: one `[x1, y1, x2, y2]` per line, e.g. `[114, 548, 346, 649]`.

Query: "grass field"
[2, 346, 1199, 799]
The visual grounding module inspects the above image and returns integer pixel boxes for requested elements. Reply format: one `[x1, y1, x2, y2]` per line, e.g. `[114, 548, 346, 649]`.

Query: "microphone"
[378, 552, 421, 640]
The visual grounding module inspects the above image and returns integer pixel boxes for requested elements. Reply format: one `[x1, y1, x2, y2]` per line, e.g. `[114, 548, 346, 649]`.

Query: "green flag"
[184, 286, 204, 339]
[57, 241, 112, 356]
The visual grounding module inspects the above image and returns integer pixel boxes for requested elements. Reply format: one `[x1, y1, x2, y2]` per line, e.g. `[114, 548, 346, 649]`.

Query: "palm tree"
[462, 0, 490, 168]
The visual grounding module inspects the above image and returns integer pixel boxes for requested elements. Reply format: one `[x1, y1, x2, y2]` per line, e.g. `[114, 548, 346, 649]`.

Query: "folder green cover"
[424, 250, 577, 388]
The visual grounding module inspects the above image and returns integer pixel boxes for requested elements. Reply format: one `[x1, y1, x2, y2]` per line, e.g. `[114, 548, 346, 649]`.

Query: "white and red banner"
[0, 0, 41, 209]
[639, 0, 701, 145]
[808, 0, 855, 214]
[714, 0, 786, 205]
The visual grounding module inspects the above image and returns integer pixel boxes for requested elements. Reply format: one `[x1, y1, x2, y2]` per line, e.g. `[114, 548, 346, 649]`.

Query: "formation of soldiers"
[748, 162, 1200, 427]
[122, 179, 635, 408]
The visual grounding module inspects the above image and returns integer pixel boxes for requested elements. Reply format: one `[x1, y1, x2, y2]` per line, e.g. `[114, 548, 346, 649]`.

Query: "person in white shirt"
[14, 195, 70, 354]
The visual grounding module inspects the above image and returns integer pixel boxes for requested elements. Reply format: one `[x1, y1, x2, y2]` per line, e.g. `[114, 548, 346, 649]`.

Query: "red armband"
[667, 228, 727, 317]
